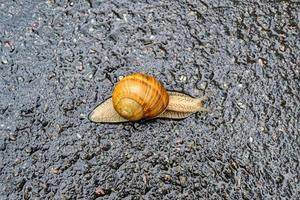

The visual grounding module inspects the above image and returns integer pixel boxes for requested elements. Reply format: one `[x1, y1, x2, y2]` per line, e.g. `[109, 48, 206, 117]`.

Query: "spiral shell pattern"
[112, 73, 169, 120]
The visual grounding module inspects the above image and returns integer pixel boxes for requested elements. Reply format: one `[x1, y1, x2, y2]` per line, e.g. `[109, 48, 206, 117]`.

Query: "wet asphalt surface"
[0, 0, 300, 199]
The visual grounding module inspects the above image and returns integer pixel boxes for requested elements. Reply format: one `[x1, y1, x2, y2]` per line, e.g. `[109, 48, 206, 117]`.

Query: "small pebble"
[222, 83, 229, 90]
[198, 81, 208, 90]
[123, 14, 128, 22]
[95, 187, 109, 197]
[61, 195, 70, 200]
[1, 56, 8, 64]
[76, 62, 84, 71]
[91, 18, 96, 24]
[76, 133, 82, 139]
[179, 75, 187, 82]
[50, 167, 61, 174]
[15, 158, 22, 164]
[258, 58, 267, 66]
[163, 174, 171, 182]
[143, 174, 148, 185]
[43, 103, 49, 113]
[249, 137, 253, 143]
[101, 141, 111, 151]
[84, 173, 92, 180]
[89, 27, 94, 32]
[237, 102, 246, 109]
[179, 176, 187, 186]
[175, 138, 183, 145]
[25, 147, 32, 154]
[0, 140, 6, 151]
[9, 134, 17, 141]
[79, 113, 86, 119]
[279, 44, 286, 52]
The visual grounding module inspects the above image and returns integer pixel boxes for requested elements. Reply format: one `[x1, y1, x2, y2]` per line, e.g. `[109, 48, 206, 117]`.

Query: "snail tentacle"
[88, 97, 129, 123]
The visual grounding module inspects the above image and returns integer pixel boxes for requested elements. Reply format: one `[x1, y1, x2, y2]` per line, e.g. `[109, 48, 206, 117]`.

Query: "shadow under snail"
[88, 73, 208, 123]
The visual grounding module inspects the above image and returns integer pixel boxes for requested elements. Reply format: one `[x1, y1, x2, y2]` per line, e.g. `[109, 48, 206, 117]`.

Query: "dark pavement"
[0, 0, 299, 199]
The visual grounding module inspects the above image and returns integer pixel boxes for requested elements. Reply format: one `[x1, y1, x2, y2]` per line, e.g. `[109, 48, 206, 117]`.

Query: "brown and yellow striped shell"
[112, 73, 169, 121]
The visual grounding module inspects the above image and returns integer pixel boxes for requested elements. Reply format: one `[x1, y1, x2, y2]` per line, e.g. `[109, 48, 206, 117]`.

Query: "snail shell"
[112, 73, 169, 121]
[88, 73, 208, 123]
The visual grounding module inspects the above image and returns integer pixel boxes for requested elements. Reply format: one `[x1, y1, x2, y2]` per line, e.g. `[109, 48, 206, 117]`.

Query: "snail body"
[89, 73, 208, 123]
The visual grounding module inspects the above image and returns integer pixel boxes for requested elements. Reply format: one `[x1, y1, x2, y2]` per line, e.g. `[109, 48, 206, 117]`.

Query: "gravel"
[0, 0, 299, 199]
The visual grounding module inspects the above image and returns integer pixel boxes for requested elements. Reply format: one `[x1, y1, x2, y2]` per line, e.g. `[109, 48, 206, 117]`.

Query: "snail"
[88, 73, 208, 123]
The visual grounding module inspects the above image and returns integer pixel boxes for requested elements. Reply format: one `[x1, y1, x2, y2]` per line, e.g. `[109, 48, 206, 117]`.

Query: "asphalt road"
[0, 0, 299, 199]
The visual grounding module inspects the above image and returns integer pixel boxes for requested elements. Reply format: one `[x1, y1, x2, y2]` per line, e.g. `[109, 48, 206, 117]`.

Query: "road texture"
[0, 0, 299, 199]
